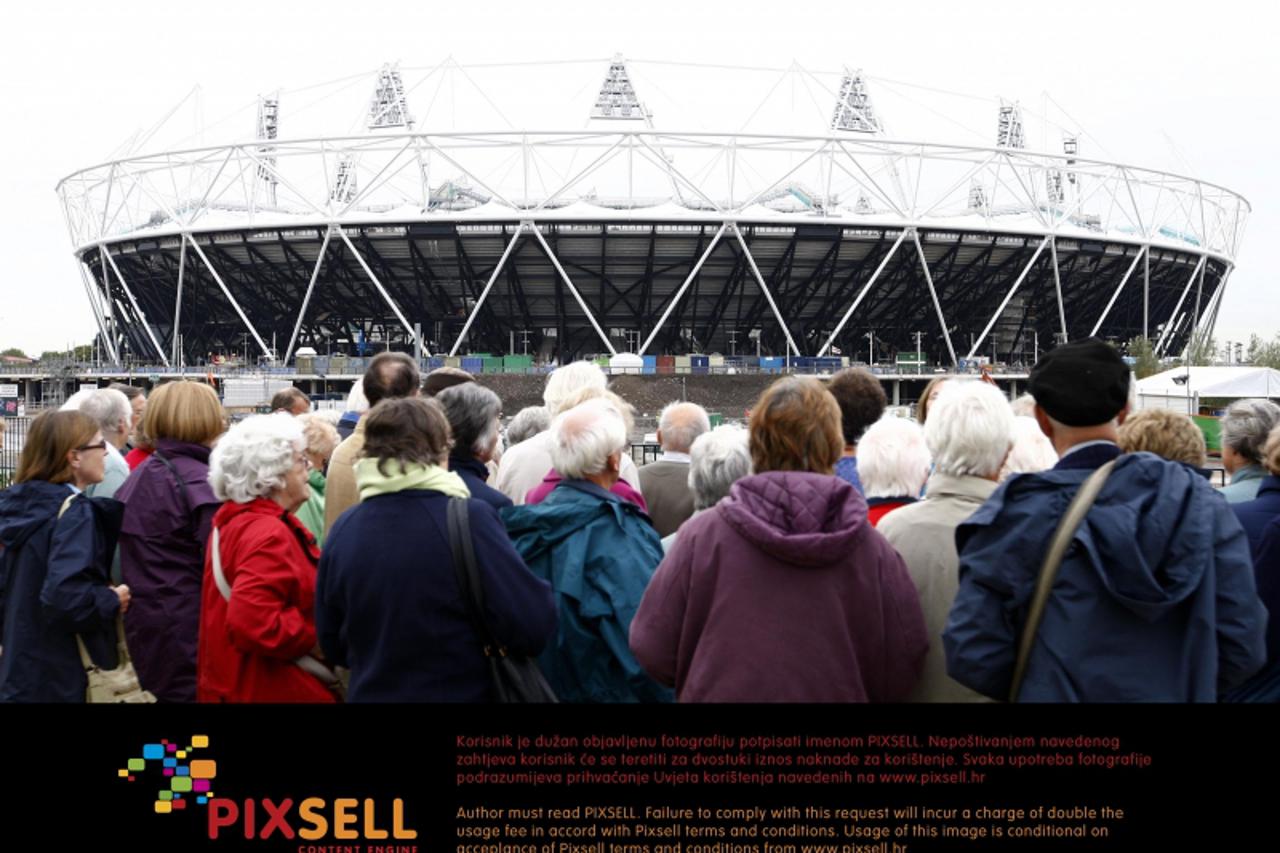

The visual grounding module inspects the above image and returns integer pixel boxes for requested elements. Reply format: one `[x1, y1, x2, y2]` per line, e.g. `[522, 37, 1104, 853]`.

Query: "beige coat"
[323, 418, 366, 532]
[878, 472, 996, 703]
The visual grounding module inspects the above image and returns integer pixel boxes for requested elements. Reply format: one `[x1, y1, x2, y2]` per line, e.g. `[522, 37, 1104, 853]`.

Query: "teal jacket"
[503, 481, 673, 703]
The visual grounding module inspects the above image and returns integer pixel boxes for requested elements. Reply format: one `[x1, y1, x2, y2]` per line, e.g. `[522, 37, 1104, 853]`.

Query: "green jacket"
[295, 469, 327, 547]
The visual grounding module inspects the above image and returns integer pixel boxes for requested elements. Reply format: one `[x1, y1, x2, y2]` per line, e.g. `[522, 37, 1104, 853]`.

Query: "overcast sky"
[1, 0, 1273, 356]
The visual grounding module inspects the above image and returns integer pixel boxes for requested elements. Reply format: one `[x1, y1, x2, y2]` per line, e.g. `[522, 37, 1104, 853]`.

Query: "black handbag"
[446, 497, 557, 703]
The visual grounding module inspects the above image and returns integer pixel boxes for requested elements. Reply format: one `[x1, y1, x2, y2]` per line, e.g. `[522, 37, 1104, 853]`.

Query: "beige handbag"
[77, 616, 157, 703]
[58, 494, 157, 704]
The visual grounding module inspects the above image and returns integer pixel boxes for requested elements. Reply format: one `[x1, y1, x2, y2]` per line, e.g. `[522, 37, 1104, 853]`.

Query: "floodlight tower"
[589, 54, 683, 206]
[830, 69, 882, 134]
[830, 68, 902, 210]
[590, 55, 652, 122]
[368, 64, 414, 130]
[256, 94, 279, 206]
[996, 100, 1026, 149]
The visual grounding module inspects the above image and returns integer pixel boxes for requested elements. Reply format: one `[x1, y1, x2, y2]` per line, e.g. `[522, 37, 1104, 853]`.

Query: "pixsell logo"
[118, 735, 418, 844]
[118, 734, 218, 813]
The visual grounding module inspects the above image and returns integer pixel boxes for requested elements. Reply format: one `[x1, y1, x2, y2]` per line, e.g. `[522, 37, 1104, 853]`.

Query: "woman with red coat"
[198, 414, 336, 703]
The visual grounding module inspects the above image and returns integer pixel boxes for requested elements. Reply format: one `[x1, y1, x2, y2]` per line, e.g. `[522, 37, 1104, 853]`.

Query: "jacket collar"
[924, 472, 998, 504]
[154, 438, 211, 464]
[1231, 464, 1266, 485]
[1053, 441, 1122, 471]
[559, 479, 623, 504]
[449, 454, 490, 482]
[1256, 474, 1280, 497]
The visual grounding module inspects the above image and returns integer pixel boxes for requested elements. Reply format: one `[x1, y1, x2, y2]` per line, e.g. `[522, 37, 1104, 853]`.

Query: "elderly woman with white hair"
[660, 424, 752, 552]
[198, 414, 336, 703]
[503, 396, 672, 703]
[878, 380, 1014, 702]
[857, 415, 931, 526]
[494, 361, 644, 505]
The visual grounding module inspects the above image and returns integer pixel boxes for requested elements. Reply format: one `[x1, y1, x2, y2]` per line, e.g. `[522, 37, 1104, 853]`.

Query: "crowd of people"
[0, 338, 1275, 702]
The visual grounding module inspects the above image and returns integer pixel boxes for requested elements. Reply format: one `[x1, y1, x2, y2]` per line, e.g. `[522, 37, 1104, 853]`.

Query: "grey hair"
[549, 397, 627, 479]
[659, 401, 712, 453]
[437, 382, 503, 458]
[1220, 398, 1280, 464]
[687, 424, 752, 511]
[78, 389, 132, 438]
[208, 413, 305, 504]
[543, 361, 607, 416]
[506, 406, 550, 446]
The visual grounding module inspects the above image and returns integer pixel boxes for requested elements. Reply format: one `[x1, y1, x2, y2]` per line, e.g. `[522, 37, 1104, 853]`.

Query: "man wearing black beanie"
[942, 338, 1266, 702]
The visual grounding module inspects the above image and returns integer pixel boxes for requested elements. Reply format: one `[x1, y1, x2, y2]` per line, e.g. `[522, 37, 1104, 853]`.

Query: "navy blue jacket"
[945, 451, 1266, 702]
[0, 482, 123, 702]
[450, 455, 513, 512]
[315, 489, 556, 702]
[1231, 475, 1280, 553]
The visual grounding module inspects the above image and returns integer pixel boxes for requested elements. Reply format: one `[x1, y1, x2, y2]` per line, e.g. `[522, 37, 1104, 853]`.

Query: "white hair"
[59, 389, 97, 412]
[999, 416, 1059, 481]
[208, 414, 305, 504]
[310, 408, 343, 428]
[1010, 393, 1037, 418]
[858, 415, 932, 498]
[543, 361, 607, 416]
[925, 381, 1015, 478]
[688, 424, 752, 511]
[78, 389, 132, 438]
[659, 401, 712, 453]
[345, 380, 370, 414]
[549, 397, 627, 479]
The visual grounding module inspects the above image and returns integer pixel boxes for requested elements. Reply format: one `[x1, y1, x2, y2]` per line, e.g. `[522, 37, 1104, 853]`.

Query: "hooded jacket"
[0, 482, 123, 702]
[629, 471, 928, 702]
[944, 451, 1267, 702]
[115, 439, 220, 702]
[503, 481, 672, 703]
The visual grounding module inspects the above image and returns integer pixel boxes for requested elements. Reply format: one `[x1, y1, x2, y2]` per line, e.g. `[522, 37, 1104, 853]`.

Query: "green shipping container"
[1192, 415, 1222, 454]
[709, 412, 724, 427]
[482, 357, 504, 373]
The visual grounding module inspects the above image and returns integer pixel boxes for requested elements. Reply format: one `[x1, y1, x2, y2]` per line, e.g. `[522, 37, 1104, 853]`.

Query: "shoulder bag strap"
[60, 494, 130, 672]
[209, 526, 232, 600]
[1009, 458, 1117, 703]
[150, 450, 197, 535]
[208, 520, 337, 688]
[447, 497, 499, 654]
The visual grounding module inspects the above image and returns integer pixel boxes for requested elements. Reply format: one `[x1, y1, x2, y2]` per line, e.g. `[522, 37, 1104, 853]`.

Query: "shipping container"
[444, 356, 462, 369]
[656, 355, 676, 368]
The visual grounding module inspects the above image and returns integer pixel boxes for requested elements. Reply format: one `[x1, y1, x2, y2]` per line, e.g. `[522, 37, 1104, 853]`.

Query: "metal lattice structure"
[57, 64, 1249, 368]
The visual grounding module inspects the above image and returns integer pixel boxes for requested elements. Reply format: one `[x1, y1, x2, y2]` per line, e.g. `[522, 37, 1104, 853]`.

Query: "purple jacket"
[630, 471, 928, 702]
[115, 439, 220, 702]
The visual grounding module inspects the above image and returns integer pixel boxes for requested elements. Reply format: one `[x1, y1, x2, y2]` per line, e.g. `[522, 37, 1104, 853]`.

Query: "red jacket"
[197, 498, 335, 703]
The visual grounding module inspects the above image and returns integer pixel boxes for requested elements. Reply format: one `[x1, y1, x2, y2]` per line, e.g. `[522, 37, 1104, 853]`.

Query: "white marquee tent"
[1135, 366, 1280, 414]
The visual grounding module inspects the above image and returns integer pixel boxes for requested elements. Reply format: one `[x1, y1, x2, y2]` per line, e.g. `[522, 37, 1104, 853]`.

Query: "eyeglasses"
[75, 441, 108, 453]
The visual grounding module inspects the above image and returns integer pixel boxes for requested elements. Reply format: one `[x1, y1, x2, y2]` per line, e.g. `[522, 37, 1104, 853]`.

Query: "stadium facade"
[56, 61, 1248, 368]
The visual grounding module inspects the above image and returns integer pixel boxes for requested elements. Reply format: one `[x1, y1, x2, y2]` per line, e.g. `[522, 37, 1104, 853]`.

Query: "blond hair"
[1117, 409, 1206, 468]
[142, 381, 225, 446]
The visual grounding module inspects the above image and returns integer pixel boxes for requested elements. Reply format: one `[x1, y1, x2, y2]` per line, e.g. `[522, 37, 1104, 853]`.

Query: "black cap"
[1028, 337, 1131, 427]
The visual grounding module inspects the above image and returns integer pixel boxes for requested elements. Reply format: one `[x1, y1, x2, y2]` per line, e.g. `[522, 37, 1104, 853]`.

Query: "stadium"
[56, 57, 1248, 370]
